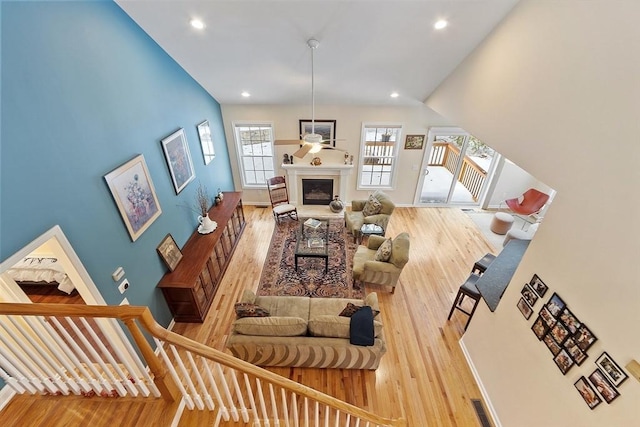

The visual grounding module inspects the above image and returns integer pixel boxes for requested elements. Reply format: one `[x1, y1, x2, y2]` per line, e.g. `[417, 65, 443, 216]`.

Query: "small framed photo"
[161, 128, 196, 194]
[554, 349, 575, 375]
[539, 306, 557, 328]
[299, 119, 336, 146]
[574, 324, 597, 351]
[546, 292, 566, 317]
[543, 332, 562, 356]
[574, 376, 602, 409]
[588, 369, 620, 403]
[596, 352, 628, 387]
[517, 297, 533, 319]
[404, 134, 425, 150]
[564, 338, 588, 365]
[197, 120, 216, 165]
[531, 317, 549, 340]
[521, 283, 538, 307]
[156, 233, 183, 272]
[559, 307, 581, 334]
[104, 154, 162, 242]
[550, 322, 570, 344]
[529, 274, 548, 297]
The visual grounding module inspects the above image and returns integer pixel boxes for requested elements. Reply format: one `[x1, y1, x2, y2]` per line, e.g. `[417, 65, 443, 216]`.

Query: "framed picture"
[554, 349, 575, 375]
[161, 128, 196, 194]
[531, 317, 548, 340]
[197, 120, 215, 165]
[529, 274, 548, 297]
[596, 352, 628, 387]
[404, 134, 425, 150]
[588, 369, 620, 403]
[543, 332, 562, 356]
[559, 307, 581, 334]
[545, 292, 566, 317]
[564, 338, 588, 365]
[156, 233, 183, 272]
[299, 119, 336, 146]
[539, 306, 557, 328]
[574, 376, 602, 409]
[574, 324, 597, 351]
[521, 283, 538, 307]
[104, 155, 162, 242]
[517, 297, 533, 319]
[550, 322, 570, 344]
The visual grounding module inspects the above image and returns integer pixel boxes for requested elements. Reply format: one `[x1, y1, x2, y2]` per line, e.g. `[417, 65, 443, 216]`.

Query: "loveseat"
[344, 191, 395, 242]
[225, 290, 386, 369]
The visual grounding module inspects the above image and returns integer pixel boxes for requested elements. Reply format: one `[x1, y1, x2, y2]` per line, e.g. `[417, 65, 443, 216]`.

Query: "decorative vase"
[329, 195, 344, 213]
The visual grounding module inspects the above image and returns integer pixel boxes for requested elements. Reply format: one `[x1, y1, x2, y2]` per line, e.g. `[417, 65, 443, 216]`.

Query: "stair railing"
[0, 303, 406, 426]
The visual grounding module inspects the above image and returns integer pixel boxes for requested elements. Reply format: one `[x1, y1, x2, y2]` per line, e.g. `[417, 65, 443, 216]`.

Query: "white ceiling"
[116, 0, 519, 106]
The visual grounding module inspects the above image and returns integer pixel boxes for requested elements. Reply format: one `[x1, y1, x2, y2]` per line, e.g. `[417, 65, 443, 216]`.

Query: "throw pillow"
[374, 238, 393, 262]
[339, 302, 380, 318]
[234, 302, 270, 318]
[362, 195, 382, 217]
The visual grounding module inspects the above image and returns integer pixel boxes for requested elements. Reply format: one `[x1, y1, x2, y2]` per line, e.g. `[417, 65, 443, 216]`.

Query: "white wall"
[427, 1, 640, 426]
[220, 104, 452, 205]
[487, 159, 554, 208]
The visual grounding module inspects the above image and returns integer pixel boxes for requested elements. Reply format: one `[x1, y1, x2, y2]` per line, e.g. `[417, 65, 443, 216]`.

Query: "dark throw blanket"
[349, 306, 375, 346]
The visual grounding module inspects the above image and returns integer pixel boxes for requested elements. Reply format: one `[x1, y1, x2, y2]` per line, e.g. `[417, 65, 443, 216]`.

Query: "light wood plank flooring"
[0, 206, 496, 426]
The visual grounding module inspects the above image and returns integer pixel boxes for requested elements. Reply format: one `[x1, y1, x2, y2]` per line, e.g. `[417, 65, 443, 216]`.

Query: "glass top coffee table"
[295, 219, 329, 273]
[359, 223, 384, 244]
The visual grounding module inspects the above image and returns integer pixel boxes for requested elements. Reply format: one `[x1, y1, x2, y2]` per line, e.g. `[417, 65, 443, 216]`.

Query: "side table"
[359, 223, 384, 244]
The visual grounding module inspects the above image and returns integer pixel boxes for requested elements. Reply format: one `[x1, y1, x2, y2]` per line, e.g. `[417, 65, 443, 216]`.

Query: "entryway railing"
[0, 303, 406, 426]
[428, 142, 487, 201]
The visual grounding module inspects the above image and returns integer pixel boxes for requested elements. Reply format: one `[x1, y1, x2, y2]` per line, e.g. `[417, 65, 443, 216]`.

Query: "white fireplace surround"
[282, 163, 354, 205]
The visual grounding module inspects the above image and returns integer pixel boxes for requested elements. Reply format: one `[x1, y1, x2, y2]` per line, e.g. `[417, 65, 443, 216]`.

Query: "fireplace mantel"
[282, 163, 354, 205]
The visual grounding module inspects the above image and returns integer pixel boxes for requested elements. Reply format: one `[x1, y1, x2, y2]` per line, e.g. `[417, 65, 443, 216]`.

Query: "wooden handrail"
[0, 303, 407, 426]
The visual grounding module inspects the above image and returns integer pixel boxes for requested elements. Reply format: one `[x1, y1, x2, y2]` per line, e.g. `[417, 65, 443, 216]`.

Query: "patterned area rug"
[257, 218, 363, 298]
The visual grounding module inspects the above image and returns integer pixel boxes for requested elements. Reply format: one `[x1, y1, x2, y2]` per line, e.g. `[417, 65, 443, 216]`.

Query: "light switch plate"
[625, 359, 640, 382]
[112, 267, 125, 282]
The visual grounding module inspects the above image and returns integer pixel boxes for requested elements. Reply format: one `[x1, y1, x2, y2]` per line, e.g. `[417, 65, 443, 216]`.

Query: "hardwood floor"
[0, 206, 496, 426]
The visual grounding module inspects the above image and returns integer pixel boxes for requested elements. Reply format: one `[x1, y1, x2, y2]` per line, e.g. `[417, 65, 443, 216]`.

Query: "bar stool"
[447, 273, 482, 330]
[472, 253, 496, 275]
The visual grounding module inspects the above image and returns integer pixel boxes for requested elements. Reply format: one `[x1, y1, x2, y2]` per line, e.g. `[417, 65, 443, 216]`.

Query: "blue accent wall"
[1, 1, 233, 326]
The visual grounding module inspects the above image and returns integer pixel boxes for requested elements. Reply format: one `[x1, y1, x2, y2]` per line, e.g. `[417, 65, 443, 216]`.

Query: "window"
[233, 122, 275, 187]
[358, 124, 402, 188]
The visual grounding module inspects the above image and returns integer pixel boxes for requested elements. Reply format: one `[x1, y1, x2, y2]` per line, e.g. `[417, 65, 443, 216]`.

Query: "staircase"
[0, 303, 406, 426]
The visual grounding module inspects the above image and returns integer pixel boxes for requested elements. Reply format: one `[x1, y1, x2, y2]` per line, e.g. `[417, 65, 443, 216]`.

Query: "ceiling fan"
[275, 38, 345, 158]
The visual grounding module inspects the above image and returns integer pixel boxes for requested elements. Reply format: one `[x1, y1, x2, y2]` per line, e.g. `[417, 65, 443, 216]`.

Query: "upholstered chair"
[344, 191, 395, 242]
[352, 232, 410, 293]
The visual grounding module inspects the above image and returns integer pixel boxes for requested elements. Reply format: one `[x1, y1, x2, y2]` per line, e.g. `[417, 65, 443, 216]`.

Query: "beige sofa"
[226, 290, 386, 369]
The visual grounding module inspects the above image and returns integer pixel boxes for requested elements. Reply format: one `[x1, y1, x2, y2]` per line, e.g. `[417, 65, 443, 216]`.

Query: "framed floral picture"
[197, 120, 215, 165]
[404, 134, 425, 150]
[161, 128, 196, 194]
[104, 154, 162, 241]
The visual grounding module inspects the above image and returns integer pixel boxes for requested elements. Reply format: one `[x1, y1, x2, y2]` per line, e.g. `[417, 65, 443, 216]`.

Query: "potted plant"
[381, 129, 392, 142]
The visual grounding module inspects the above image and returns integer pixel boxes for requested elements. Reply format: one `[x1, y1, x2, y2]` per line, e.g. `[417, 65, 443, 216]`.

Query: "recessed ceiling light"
[434, 20, 448, 30]
[241, 91, 251, 98]
[190, 19, 205, 30]
[390, 92, 399, 98]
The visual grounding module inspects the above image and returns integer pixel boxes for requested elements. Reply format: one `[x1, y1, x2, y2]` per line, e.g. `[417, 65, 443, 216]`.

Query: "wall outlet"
[118, 279, 129, 294]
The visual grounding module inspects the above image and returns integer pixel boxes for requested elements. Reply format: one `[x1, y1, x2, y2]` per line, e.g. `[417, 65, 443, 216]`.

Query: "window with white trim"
[358, 124, 402, 188]
[233, 122, 275, 187]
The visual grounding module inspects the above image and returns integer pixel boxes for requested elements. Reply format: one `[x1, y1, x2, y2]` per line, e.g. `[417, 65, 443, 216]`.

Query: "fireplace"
[302, 179, 333, 205]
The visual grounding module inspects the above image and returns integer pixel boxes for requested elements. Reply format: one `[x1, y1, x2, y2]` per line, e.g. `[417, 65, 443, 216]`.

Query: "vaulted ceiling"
[116, 1, 519, 106]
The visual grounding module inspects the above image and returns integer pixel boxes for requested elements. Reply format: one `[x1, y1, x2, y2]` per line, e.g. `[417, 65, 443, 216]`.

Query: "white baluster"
[255, 378, 270, 427]
[243, 373, 261, 427]
[228, 369, 249, 422]
[0, 354, 33, 393]
[202, 359, 229, 420]
[169, 345, 203, 409]
[214, 362, 239, 421]
[315, 401, 320, 427]
[186, 352, 213, 410]
[281, 388, 290, 427]
[291, 393, 299, 427]
[153, 338, 193, 410]
[304, 396, 309, 427]
[268, 383, 279, 427]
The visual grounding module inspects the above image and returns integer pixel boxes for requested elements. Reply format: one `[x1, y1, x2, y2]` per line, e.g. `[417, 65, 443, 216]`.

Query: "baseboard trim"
[0, 385, 17, 412]
[459, 338, 502, 427]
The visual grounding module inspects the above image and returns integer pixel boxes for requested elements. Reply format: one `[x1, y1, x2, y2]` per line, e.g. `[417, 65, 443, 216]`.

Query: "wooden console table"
[158, 192, 245, 322]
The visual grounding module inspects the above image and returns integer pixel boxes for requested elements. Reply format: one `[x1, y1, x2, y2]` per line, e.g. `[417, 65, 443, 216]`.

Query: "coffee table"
[295, 219, 329, 273]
